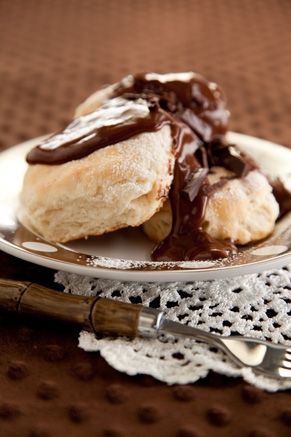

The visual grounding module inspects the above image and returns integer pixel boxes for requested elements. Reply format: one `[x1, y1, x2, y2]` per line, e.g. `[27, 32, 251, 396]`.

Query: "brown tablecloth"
[0, 1, 291, 436]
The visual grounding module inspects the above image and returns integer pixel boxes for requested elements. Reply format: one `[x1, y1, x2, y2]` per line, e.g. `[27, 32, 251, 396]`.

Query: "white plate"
[0, 133, 291, 282]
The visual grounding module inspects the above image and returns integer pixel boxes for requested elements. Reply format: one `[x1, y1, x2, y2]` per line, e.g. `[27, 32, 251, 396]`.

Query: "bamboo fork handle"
[20, 282, 94, 330]
[91, 298, 143, 338]
[0, 278, 143, 338]
[0, 278, 30, 312]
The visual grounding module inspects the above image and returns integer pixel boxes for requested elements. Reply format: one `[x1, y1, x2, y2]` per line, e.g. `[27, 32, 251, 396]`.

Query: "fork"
[1, 278, 290, 380]
[151, 314, 291, 379]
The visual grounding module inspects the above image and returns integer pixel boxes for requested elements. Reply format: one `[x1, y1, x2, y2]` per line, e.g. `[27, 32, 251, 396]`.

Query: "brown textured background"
[0, 1, 291, 436]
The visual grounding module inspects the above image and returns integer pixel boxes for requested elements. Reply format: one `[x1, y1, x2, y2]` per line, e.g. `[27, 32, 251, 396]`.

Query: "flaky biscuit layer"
[20, 126, 174, 242]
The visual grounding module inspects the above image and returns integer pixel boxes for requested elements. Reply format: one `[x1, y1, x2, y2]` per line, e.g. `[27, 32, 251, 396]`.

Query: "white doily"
[55, 265, 291, 392]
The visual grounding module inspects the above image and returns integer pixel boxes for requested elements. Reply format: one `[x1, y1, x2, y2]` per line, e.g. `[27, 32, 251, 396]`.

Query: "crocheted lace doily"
[55, 265, 291, 392]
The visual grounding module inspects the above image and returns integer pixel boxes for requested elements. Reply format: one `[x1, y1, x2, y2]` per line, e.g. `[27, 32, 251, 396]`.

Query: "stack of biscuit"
[20, 72, 285, 261]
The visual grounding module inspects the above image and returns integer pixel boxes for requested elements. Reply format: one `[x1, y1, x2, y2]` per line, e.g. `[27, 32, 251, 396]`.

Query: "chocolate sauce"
[271, 178, 291, 218]
[26, 72, 285, 262]
[207, 140, 258, 177]
[27, 101, 171, 165]
[152, 124, 237, 261]
[114, 72, 229, 142]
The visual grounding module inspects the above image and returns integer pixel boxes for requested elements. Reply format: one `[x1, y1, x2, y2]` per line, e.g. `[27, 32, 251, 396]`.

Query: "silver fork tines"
[138, 310, 291, 380]
[196, 334, 291, 379]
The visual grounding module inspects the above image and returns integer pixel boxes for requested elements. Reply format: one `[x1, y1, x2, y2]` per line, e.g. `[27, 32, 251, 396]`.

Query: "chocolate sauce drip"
[26, 72, 284, 262]
[152, 125, 238, 261]
[114, 73, 229, 142]
[207, 141, 258, 177]
[271, 178, 291, 218]
[27, 102, 170, 165]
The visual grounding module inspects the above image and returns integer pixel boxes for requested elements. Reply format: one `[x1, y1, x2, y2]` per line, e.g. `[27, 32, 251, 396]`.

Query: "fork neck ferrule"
[137, 307, 164, 338]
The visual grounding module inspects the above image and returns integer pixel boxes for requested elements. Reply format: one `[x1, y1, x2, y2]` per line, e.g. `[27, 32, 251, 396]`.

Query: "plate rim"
[1, 235, 291, 281]
[0, 132, 291, 282]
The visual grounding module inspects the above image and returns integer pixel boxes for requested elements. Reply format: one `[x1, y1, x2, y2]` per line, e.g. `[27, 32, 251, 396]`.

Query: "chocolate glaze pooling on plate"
[26, 72, 288, 261]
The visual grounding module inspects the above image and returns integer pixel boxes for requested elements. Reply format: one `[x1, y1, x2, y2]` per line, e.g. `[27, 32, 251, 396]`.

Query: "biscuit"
[20, 125, 174, 242]
[75, 83, 116, 117]
[143, 169, 280, 245]
[20, 72, 283, 259]
[75, 75, 135, 117]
